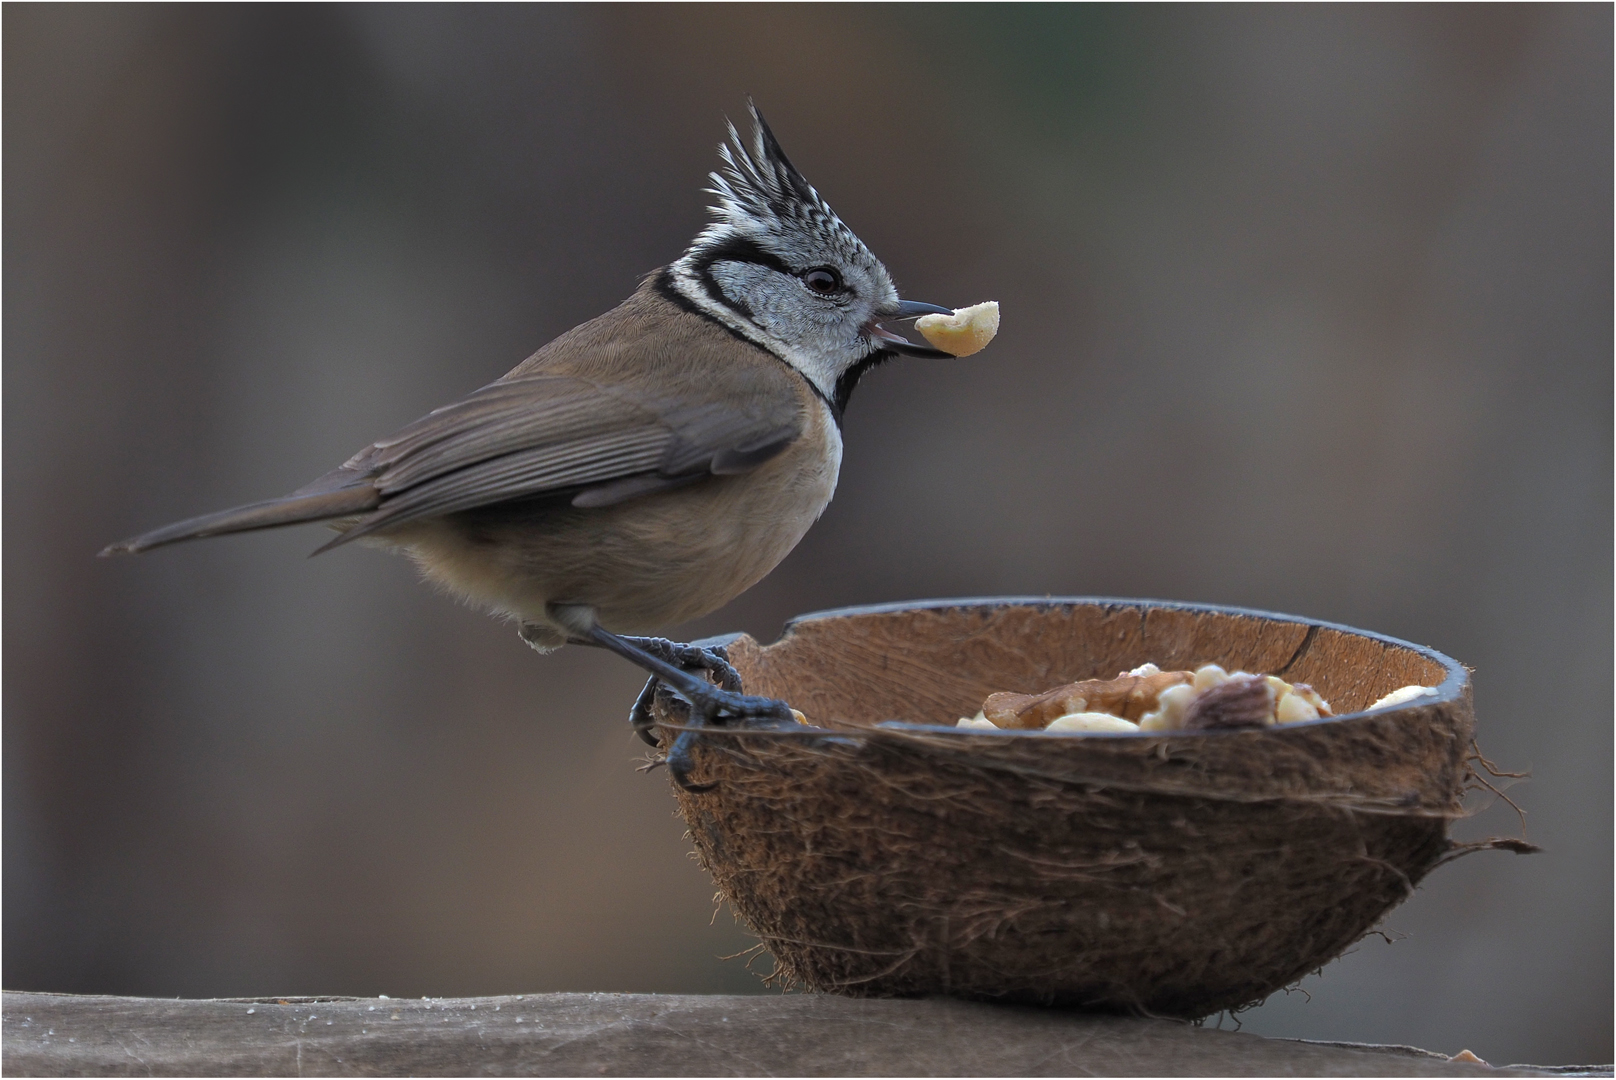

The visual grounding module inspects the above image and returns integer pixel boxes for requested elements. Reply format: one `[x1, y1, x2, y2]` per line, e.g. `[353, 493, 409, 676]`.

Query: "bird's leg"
[530, 608, 795, 791]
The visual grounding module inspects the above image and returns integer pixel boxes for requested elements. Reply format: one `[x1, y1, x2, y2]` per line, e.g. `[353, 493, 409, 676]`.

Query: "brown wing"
[317, 371, 800, 549]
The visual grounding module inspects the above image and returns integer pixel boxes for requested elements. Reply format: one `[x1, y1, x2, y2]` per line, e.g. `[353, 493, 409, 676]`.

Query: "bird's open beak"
[865, 300, 955, 359]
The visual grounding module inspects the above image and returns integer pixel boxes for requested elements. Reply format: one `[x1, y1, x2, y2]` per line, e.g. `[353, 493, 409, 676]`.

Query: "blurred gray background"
[6, 3, 1610, 1066]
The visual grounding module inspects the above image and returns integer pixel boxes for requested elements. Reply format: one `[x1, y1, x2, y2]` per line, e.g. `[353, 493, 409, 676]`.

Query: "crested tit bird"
[103, 103, 969, 786]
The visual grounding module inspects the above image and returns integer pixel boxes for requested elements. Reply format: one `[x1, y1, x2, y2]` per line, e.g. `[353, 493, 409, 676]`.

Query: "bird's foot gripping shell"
[660, 689, 799, 793]
[626, 638, 745, 747]
[617, 636, 796, 791]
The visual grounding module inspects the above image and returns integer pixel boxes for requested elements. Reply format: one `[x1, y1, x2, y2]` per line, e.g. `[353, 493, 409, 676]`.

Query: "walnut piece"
[981, 668, 1192, 729]
[1181, 673, 1274, 731]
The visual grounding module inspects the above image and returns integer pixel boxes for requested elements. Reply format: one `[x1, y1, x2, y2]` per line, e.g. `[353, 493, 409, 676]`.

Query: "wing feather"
[357, 429, 670, 531]
[323, 372, 802, 548]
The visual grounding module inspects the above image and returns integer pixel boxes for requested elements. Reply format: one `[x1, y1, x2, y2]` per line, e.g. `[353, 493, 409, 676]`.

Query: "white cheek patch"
[707, 260, 774, 318]
[670, 262, 784, 353]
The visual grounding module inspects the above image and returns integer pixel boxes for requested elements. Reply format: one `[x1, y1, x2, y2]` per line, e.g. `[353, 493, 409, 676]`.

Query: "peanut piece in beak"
[915, 301, 1000, 357]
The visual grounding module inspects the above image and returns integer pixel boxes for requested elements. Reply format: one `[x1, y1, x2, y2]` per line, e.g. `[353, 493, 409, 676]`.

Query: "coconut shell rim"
[692, 594, 1469, 742]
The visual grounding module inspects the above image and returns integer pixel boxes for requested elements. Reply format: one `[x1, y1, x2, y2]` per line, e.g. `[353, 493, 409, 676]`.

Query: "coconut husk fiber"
[648, 597, 1506, 1020]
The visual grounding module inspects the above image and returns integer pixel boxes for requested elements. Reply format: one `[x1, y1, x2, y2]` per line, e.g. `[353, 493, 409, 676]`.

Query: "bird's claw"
[709, 692, 795, 726]
[595, 632, 794, 791]
[622, 642, 794, 791]
[666, 728, 718, 793]
[626, 638, 741, 746]
[662, 687, 797, 791]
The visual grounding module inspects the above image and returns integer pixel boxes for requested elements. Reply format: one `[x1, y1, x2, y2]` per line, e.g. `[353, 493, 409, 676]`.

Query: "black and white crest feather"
[696, 104, 870, 265]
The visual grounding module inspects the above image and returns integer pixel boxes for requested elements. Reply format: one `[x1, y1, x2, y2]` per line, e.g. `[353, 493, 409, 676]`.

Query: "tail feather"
[100, 486, 381, 556]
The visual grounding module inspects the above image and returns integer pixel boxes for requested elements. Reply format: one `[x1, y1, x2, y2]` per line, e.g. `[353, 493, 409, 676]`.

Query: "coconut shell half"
[649, 597, 1496, 1019]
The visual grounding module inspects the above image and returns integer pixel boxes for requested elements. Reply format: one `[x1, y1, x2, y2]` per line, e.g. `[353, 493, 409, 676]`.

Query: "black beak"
[891, 300, 953, 320]
[866, 300, 955, 359]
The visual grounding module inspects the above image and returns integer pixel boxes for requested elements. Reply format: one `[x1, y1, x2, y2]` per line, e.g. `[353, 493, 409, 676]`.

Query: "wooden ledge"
[5, 991, 1600, 1077]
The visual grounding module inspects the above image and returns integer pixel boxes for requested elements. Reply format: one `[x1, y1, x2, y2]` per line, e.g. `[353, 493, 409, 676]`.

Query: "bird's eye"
[803, 267, 843, 295]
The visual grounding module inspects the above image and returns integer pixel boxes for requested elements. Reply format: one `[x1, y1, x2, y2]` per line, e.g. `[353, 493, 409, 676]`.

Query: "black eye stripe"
[693, 236, 793, 277]
[693, 238, 849, 290]
[692, 237, 851, 313]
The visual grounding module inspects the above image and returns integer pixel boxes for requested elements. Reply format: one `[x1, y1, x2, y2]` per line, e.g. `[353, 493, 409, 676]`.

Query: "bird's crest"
[689, 100, 868, 263]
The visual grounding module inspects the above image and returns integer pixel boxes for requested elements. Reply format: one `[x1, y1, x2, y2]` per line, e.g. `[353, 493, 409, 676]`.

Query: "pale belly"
[381, 423, 842, 644]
